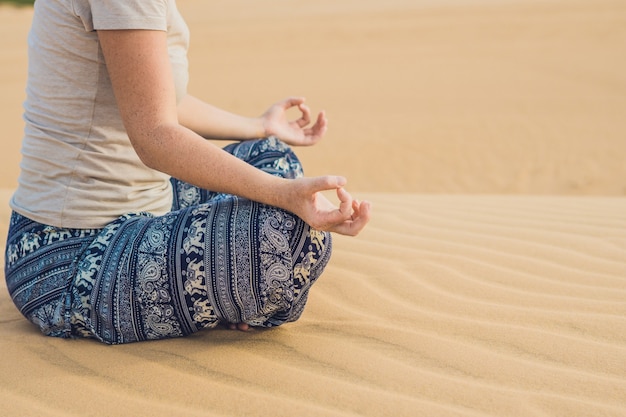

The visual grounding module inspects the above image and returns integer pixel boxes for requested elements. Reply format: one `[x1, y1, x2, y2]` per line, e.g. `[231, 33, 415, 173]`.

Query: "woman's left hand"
[261, 97, 327, 146]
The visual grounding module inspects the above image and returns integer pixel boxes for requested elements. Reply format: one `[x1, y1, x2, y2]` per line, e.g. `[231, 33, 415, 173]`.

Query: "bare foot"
[227, 322, 250, 331]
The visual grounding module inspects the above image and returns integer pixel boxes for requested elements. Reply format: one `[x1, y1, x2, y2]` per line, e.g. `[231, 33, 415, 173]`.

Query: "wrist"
[252, 116, 267, 139]
[265, 176, 299, 215]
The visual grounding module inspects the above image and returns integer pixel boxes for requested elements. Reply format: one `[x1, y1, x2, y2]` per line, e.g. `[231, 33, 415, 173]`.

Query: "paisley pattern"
[4, 138, 332, 344]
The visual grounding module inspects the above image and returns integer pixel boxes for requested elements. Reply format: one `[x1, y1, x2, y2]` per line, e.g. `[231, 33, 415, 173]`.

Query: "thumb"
[308, 175, 347, 193]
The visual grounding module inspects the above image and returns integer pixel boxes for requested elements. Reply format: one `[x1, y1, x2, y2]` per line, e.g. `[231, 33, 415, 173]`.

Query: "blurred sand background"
[1, 0, 625, 416]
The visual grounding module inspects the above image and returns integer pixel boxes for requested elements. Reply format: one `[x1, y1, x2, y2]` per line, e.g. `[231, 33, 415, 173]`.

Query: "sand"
[1, 0, 625, 416]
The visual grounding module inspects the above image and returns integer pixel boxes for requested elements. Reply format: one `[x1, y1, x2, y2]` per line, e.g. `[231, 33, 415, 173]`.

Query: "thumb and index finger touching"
[305, 176, 371, 236]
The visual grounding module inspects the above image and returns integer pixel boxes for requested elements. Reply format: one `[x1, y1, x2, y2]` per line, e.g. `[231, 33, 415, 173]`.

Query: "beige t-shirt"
[11, 0, 190, 228]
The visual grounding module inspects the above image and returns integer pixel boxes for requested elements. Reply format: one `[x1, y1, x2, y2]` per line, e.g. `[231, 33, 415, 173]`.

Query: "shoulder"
[71, 0, 170, 31]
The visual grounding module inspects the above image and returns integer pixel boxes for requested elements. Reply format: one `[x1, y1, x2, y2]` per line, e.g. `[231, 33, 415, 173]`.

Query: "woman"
[4, 0, 370, 344]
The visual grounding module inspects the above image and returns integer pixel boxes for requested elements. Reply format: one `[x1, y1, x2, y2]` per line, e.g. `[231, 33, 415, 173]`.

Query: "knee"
[259, 137, 304, 179]
[293, 224, 333, 287]
[259, 209, 332, 295]
[257, 222, 332, 327]
[228, 137, 304, 179]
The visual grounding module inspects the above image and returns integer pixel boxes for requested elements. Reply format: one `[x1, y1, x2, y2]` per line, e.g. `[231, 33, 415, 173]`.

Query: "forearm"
[177, 94, 265, 140]
[136, 123, 371, 236]
[138, 122, 292, 209]
[97, 28, 368, 237]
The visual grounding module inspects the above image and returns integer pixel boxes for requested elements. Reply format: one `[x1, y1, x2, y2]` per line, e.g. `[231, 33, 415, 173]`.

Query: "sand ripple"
[2, 193, 625, 416]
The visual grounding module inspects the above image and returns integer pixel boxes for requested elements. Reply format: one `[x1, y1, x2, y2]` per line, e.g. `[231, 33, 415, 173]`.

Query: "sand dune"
[1, 0, 626, 416]
[1, 190, 625, 416]
[2, 0, 626, 194]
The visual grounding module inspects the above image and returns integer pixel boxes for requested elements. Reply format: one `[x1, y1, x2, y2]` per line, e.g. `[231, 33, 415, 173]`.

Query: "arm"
[98, 29, 369, 235]
[178, 93, 328, 146]
[176, 94, 264, 140]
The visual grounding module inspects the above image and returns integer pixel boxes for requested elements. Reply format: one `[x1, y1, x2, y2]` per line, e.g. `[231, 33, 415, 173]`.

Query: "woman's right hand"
[283, 176, 371, 236]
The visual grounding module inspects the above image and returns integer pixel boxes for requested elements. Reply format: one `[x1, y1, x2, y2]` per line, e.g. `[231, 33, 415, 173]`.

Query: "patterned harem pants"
[4, 138, 332, 344]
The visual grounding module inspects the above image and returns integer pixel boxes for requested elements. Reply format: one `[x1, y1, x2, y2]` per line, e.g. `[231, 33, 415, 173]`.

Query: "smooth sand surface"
[1, 1, 625, 416]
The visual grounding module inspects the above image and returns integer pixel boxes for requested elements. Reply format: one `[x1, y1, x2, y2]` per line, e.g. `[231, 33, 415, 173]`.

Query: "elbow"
[127, 124, 176, 172]
[130, 138, 160, 170]
[136, 150, 161, 171]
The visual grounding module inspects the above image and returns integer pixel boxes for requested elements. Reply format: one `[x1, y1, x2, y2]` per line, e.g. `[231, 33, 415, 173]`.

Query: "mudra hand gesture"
[259, 97, 371, 237]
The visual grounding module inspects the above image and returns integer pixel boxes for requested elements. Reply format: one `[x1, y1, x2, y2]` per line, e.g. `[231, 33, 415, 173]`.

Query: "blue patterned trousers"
[4, 138, 332, 344]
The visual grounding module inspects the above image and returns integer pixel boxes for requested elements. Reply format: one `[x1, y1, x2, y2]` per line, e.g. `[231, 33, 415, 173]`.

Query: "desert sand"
[1, 0, 625, 416]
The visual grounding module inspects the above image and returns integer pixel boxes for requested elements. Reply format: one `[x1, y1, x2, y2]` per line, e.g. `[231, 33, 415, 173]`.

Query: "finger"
[282, 96, 305, 109]
[296, 103, 311, 128]
[319, 111, 328, 129]
[351, 199, 363, 221]
[345, 201, 372, 236]
[336, 187, 353, 217]
[331, 200, 370, 236]
[306, 111, 327, 139]
[352, 200, 372, 232]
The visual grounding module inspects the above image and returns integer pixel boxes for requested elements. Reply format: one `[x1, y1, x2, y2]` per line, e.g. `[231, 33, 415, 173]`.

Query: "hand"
[285, 176, 371, 236]
[260, 97, 327, 146]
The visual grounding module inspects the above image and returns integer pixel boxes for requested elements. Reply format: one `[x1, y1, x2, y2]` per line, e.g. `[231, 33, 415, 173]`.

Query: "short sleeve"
[72, 0, 168, 32]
